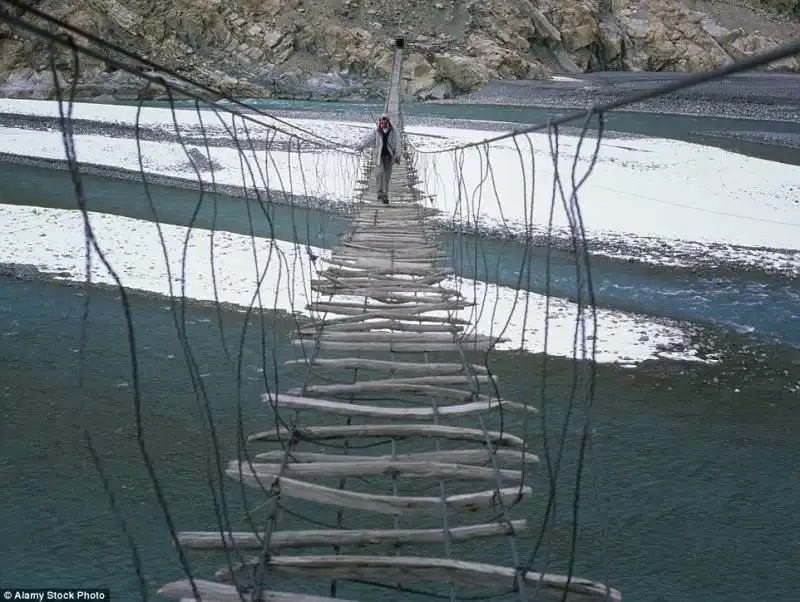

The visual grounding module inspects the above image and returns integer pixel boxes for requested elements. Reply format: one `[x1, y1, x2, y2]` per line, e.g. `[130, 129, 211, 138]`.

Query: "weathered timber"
[158, 580, 359, 602]
[261, 393, 526, 420]
[216, 557, 622, 601]
[292, 340, 497, 352]
[320, 267, 455, 282]
[331, 252, 435, 264]
[309, 299, 475, 312]
[228, 459, 522, 482]
[320, 258, 439, 275]
[247, 424, 527, 449]
[226, 467, 531, 515]
[306, 302, 474, 316]
[296, 374, 492, 386]
[308, 331, 501, 343]
[283, 357, 488, 374]
[177, 520, 528, 551]
[255, 449, 538, 466]
[280, 387, 536, 412]
[312, 279, 456, 293]
[286, 382, 480, 400]
[313, 272, 451, 287]
[340, 243, 441, 255]
[301, 312, 470, 326]
[299, 320, 463, 334]
[311, 286, 460, 300]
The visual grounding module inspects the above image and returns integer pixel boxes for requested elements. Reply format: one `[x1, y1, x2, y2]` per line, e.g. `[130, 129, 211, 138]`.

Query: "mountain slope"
[0, 0, 798, 101]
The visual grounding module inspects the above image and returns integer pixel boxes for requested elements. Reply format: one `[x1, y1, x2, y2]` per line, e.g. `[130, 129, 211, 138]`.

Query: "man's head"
[378, 114, 391, 128]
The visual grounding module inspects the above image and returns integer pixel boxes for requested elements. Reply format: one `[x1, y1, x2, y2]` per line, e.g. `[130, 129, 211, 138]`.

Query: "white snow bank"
[0, 99, 797, 270]
[0, 204, 703, 365]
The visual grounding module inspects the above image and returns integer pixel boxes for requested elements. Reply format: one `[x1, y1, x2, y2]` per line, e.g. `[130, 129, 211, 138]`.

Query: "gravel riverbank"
[444, 72, 800, 125]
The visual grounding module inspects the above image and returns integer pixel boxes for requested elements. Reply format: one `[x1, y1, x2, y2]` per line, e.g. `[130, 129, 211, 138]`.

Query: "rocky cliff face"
[0, 0, 798, 101]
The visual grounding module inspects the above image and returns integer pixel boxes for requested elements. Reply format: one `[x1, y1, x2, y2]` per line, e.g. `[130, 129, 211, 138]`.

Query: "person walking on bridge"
[357, 114, 399, 204]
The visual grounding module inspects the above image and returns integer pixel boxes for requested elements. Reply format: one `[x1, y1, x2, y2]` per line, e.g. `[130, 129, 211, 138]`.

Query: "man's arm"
[391, 130, 401, 163]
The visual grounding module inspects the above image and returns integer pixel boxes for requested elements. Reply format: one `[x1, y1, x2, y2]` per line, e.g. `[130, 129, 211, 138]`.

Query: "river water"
[1, 99, 799, 601]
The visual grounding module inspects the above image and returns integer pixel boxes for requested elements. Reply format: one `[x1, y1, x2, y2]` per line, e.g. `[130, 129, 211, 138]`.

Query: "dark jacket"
[358, 125, 398, 162]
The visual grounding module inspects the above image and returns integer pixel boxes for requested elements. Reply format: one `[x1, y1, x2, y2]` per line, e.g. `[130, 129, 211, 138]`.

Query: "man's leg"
[375, 161, 384, 199]
[382, 156, 392, 202]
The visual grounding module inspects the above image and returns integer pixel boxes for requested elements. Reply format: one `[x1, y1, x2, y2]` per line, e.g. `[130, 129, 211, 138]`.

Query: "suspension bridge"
[155, 39, 621, 602]
[1, 1, 799, 598]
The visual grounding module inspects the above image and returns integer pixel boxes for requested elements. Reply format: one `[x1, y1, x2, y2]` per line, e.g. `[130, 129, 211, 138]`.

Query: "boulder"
[401, 53, 438, 97]
[617, 0, 734, 71]
[465, 35, 550, 79]
[263, 30, 283, 48]
[725, 32, 800, 71]
[433, 53, 492, 91]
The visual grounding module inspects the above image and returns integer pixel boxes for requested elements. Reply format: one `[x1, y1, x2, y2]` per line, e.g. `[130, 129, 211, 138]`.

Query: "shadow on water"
[1, 160, 798, 348]
[0, 275, 798, 602]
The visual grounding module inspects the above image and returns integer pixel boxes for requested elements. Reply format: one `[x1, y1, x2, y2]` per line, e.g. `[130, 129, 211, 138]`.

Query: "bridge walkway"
[157, 40, 621, 602]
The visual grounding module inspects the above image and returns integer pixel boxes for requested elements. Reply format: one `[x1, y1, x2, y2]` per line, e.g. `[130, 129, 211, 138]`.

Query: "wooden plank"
[247, 424, 526, 449]
[311, 280, 455, 293]
[320, 258, 438, 276]
[256, 448, 539, 465]
[315, 271, 451, 286]
[283, 357, 487, 374]
[281, 386, 537, 413]
[294, 374, 492, 387]
[217, 557, 621, 601]
[226, 466, 531, 515]
[291, 340, 497, 352]
[343, 236, 427, 242]
[345, 230, 431, 238]
[285, 382, 478, 401]
[311, 286, 459, 300]
[299, 320, 463, 334]
[256, 449, 539, 466]
[229, 459, 522, 482]
[310, 332, 500, 343]
[260, 393, 526, 420]
[307, 300, 474, 314]
[158, 580, 358, 602]
[177, 520, 528, 551]
[340, 243, 440, 255]
[302, 312, 470, 326]
[331, 249, 433, 260]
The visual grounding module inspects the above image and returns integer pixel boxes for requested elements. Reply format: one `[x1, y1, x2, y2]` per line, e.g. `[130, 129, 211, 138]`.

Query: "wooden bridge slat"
[255, 449, 539, 466]
[228, 459, 522, 482]
[247, 423, 526, 449]
[226, 466, 532, 515]
[158, 580, 358, 602]
[299, 320, 463, 334]
[283, 357, 487, 374]
[177, 520, 528, 551]
[260, 392, 530, 419]
[291, 339, 498, 352]
[216, 556, 622, 601]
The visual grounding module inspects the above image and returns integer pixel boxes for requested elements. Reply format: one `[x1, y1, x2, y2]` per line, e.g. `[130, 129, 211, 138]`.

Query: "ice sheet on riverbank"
[0, 204, 705, 365]
[0, 99, 797, 276]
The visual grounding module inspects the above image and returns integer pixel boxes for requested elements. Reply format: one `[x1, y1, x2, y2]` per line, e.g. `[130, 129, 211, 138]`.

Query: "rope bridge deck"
[157, 43, 620, 602]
